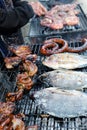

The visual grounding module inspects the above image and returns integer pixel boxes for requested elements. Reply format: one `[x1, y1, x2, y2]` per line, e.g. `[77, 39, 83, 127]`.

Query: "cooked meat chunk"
[40, 3, 80, 29]
[4, 56, 21, 69]
[23, 60, 38, 77]
[9, 45, 31, 58]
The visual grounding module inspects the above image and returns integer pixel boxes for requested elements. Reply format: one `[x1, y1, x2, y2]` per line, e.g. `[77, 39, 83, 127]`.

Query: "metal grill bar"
[23, 116, 87, 130]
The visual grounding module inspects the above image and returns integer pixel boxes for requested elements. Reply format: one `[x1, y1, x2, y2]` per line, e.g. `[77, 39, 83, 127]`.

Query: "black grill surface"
[29, 5, 87, 44]
[1, 41, 87, 129]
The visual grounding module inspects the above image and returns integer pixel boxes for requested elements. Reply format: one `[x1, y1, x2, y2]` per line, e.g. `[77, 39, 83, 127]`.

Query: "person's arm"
[0, 1, 34, 29]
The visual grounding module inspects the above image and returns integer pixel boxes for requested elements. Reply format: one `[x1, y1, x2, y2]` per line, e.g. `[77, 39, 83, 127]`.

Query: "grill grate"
[0, 71, 17, 102]
[18, 93, 87, 130]
[29, 5, 87, 38]
[28, 4, 87, 45]
[17, 42, 87, 129]
[1, 41, 87, 129]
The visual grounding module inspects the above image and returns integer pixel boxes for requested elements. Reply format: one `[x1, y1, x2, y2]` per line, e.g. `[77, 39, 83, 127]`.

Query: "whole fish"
[38, 69, 87, 90]
[42, 53, 87, 69]
[34, 87, 87, 118]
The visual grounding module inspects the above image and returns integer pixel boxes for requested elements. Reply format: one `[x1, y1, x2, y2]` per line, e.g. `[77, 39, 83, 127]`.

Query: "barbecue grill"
[28, 4, 87, 44]
[39, 0, 75, 6]
[1, 40, 87, 129]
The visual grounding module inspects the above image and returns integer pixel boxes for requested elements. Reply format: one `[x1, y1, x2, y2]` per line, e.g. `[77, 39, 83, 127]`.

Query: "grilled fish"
[38, 69, 87, 90]
[34, 87, 87, 118]
[42, 53, 87, 69]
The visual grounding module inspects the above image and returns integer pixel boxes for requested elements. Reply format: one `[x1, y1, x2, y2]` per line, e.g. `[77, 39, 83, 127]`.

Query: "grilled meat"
[9, 45, 31, 58]
[23, 60, 38, 77]
[4, 54, 38, 69]
[12, 116, 25, 130]
[40, 3, 80, 29]
[41, 38, 87, 54]
[67, 9, 80, 15]
[0, 117, 11, 129]
[0, 102, 25, 130]
[0, 114, 25, 130]
[50, 20, 63, 30]
[34, 87, 87, 118]
[40, 17, 53, 26]
[55, 3, 76, 12]
[0, 114, 9, 123]
[25, 54, 37, 62]
[17, 72, 29, 80]
[42, 53, 87, 69]
[45, 3, 77, 16]
[0, 102, 15, 127]
[67, 38, 87, 53]
[6, 89, 24, 102]
[41, 16, 63, 30]
[64, 15, 79, 26]
[4, 56, 21, 69]
[17, 72, 33, 90]
[0, 102, 15, 116]
[40, 38, 68, 55]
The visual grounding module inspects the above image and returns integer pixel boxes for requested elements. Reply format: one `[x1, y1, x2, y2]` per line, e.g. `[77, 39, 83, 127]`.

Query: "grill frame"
[1, 41, 87, 129]
[28, 4, 87, 44]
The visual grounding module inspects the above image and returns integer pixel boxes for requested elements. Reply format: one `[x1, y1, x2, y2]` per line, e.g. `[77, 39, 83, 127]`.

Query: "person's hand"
[29, 1, 47, 16]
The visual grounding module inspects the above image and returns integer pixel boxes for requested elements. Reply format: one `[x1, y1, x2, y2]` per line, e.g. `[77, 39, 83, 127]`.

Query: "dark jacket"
[0, 0, 34, 35]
